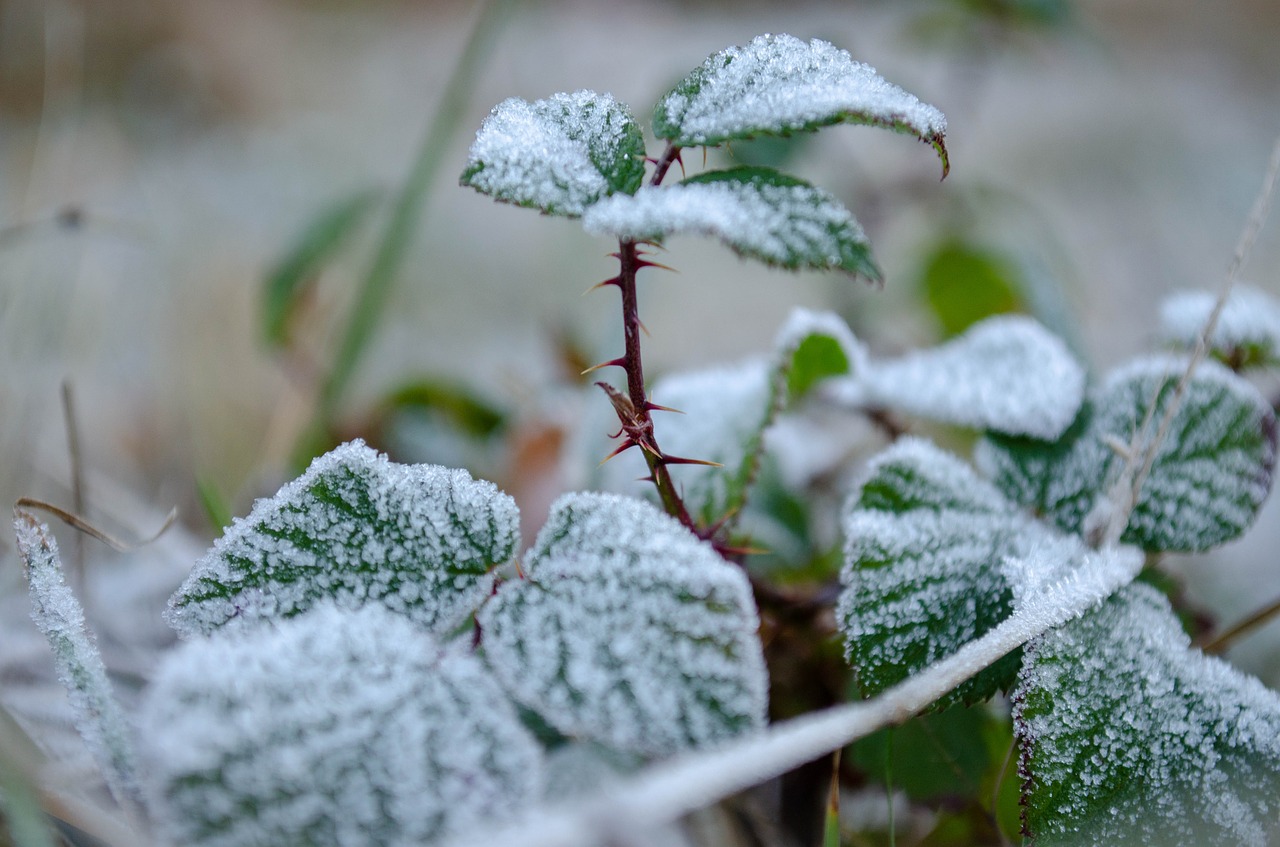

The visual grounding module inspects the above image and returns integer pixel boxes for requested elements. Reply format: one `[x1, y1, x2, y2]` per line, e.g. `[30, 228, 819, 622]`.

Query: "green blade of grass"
[318, 0, 518, 424]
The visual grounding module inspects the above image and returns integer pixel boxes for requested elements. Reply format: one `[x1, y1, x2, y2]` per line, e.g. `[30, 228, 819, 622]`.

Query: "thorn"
[635, 259, 677, 273]
[660, 454, 724, 468]
[720, 544, 770, 557]
[644, 401, 684, 414]
[636, 240, 667, 252]
[598, 440, 638, 466]
[584, 276, 621, 294]
[639, 318, 650, 338]
[581, 357, 626, 376]
[636, 438, 663, 458]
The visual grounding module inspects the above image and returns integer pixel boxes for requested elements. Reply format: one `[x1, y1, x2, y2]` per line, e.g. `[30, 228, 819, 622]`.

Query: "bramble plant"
[12, 32, 1280, 847]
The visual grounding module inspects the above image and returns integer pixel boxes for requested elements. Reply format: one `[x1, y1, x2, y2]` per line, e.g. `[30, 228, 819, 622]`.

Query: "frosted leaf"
[838, 439, 1056, 705]
[978, 354, 1277, 551]
[479, 492, 768, 757]
[652, 34, 949, 176]
[583, 167, 880, 281]
[623, 308, 864, 525]
[167, 440, 518, 637]
[13, 514, 140, 813]
[835, 316, 1085, 439]
[1014, 583, 1280, 846]
[139, 603, 543, 847]
[461, 90, 645, 218]
[1159, 285, 1280, 368]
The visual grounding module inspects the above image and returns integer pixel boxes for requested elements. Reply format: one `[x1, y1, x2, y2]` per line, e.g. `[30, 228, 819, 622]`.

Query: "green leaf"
[167, 439, 519, 637]
[838, 439, 1054, 706]
[918, 240, 1023, 337]
[978, 354, 1278, 551]
[13, 515, 140, 815]
[478, 492, 768, 757]
[583, 166, 880, 281]
[262, 188, 379, 346]
[379, 377, 506, 438]
[849, 706, 999, 802]
[653, 34, 949, 177]
[1014, 583, 1280, 846]
[461, 90, 645, 218]
[1159, 285, 1280, 370]
[615, 308, 864, 527]
[140, 603, 543, 847]
[838, 315, 1086, 440]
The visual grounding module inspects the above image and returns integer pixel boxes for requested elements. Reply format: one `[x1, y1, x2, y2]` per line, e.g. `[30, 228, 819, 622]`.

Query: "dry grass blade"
[1096, 136, 1280, 548]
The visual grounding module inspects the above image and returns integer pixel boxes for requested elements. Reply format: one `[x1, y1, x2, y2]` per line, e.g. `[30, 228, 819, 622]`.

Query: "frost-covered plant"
[12, 32, 1280, 847]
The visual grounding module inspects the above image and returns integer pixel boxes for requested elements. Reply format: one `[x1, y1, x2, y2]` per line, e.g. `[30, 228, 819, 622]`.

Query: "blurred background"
[2, 0, 1279, 676]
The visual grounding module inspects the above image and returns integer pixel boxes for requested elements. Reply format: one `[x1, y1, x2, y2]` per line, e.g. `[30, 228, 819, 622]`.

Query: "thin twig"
[1095, 136, 1280, 547]
[1198, 593, 1280, 655]
[12, 497, 176, 553]
[60, 379, 87, 592]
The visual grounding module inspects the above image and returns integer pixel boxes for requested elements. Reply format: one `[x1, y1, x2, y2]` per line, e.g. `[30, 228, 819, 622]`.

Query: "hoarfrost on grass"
[1015, 583, 1280, 846]
[1159, 284, 1280, 366]
[167, 439, 519, 637]
[583, 167, 877, 279]
[140, 603, 543, 847]
[839, 439, 1054, 705]
[479, 492, 768, 757]
[834, 315, 1085, 440]
[978, 354, 1277, 551]
[652, 33, 947, 174]
[461, 90, 645, 217]
[14, 515, 140, 813]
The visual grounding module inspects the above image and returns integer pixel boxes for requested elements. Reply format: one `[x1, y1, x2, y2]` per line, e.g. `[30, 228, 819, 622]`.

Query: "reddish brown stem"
[613, 239, 696, 531]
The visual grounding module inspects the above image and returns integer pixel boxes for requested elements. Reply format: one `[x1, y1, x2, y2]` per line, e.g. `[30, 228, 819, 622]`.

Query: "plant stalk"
[614, 238, 695, 531]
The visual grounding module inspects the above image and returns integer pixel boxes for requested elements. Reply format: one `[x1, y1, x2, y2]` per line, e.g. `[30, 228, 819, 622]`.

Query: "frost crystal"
[479, 492, 768, 757]
[978, 354, 1277, 551]
[140, 603, 543, 847]
[1159, 284, 1280, 367]
[167, 440, 519, 637]
[839, 438, 1055, 705]
[1015, 583, 1280, 846]
[653, 34, 948, 174]
[461, 90, 645, 217]
[836, 315, 1085, 439]
[583, 167, 878, 279]
[14, 515, 140, 812]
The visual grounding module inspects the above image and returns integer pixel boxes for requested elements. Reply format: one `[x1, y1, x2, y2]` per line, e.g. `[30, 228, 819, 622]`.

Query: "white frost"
[463, 90, 640, 217]
[479, 492, 768, 757]
[834, 315, 1085, 439]
[1159, 284, 1280, 361]
[1015, 583, 1280, 846]
[167, 439, 519, 638]
[582, 174, 869, 274]
[13, 515, 141, 815]
[654, 34, 946, 147]
[140, 603, 543, 847]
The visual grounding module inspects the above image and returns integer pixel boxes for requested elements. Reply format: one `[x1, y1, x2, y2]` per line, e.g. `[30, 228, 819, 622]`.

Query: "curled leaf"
[653, 34, 948, 176]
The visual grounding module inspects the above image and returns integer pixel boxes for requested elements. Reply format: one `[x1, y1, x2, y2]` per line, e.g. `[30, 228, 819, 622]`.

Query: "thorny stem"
[596, 141, 702, 533]
[614, 238, 696, 530]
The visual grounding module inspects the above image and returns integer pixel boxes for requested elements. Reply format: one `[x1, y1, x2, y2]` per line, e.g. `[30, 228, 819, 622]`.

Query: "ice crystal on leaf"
[1015, 583, 1280, 846]
[1159, 284, 1280, 368]
[979, 355, 1277, 551]
[461, 90, 645, 218]
[652, 34, 948, 176]
[834, 315, 1085, 440]
[583, 167, 879, 281]
[167, 440, 519, 637]
[839, 438, 1057, 706]
[14, 514, 140, 812]
[139, 603, 543, 847]
[479, 492, 767, 757]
